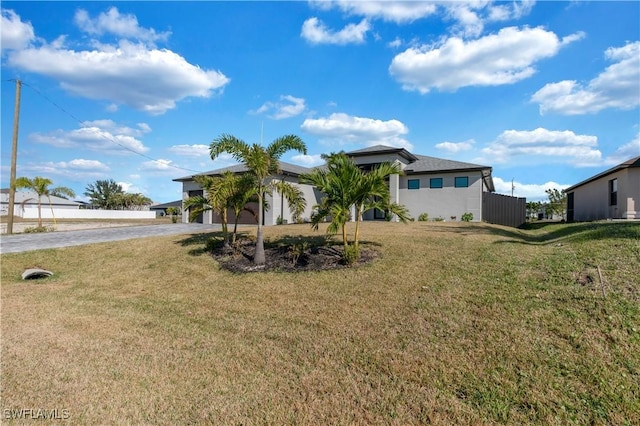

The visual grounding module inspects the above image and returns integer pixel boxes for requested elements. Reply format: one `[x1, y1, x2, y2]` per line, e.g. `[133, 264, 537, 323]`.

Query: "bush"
[342, 245, 359, 265]
[461, 212, 473, 222]
[433, 216, 444, 222]
[418, 213, 429, 222]
[23, 226, 53, 233]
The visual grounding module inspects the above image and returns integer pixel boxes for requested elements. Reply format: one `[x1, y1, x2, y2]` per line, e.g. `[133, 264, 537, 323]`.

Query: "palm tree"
[209, 133, 307, 265]
[183, 173, 235, 245]
[15, 176, 76, 227]
[300, 152, 411, 259]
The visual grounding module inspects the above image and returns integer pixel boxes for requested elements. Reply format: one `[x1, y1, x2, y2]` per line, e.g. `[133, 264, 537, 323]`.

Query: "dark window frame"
[408, 179, 420, 190]
[429, 177, 443, 189]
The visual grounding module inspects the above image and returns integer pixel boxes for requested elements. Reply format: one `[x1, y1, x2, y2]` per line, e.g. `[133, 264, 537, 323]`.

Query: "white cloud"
[291, 154, 324, 167]
[118, 182, 143, 194]
[387, 37, 403, 49]
[19, 159, 110, 180]
[140, 159, 176, 173]
[309, 1, 534, 35]
[435, 139, 475, 153]
[389, 26, 581, 93]
[531, 41, 640, 115]
[301, 17, 370, 45]
[493, 176, 570, 201]
[1, 9, 35, 51]
[5, 9, 229, 115]
[30, 120, 150, 155]
[311, 1, 438, 24]
[252, 95, 307, 119]
[168, 144, 211, 157]
[74, 7, 170, 44]
[605, 133, 640, 165]
[301, 112, 412, 150]
[481, 128, 602, 167]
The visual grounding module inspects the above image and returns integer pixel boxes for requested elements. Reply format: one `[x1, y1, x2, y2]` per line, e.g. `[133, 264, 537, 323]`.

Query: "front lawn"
[1, 221, 638, 424]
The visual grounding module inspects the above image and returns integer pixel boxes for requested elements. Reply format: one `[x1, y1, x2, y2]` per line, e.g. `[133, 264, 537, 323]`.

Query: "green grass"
[1, 221, 638, 424]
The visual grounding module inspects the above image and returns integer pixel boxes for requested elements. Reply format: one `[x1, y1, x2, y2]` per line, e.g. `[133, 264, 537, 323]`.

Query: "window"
[609, 178, 618, 206]
[430, 178, 443, 189]
[408, 179, 420, 190]
[455, 176, 469, 188]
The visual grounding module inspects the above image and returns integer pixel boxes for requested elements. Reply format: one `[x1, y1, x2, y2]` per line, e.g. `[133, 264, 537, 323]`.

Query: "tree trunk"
[254, 192, 266, 264]
[37, 201, 42, 227]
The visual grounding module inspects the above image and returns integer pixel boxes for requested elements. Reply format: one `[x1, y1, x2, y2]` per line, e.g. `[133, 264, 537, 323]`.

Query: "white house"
[0, 189, 82, 216]
[564, 156, 640, 221]
[174, 145, 504, 225]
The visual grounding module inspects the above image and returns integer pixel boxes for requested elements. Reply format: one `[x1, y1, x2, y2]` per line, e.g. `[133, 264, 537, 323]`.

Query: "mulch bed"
[210, 239, 378, 273]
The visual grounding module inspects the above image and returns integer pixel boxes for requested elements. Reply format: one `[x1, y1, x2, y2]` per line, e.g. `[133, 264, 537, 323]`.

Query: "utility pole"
[6, 79, 22, 235]
[511, 178, 515, 197]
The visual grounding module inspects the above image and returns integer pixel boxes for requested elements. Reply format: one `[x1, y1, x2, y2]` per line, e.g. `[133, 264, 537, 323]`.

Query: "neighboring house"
[346, 145, 495, 222]
[149, 200, 183, 217]
[564, 156, 640, 221]
[174, 163, 318, 225]
[0, 189, 82, 216]
[173, 145, 525, 226]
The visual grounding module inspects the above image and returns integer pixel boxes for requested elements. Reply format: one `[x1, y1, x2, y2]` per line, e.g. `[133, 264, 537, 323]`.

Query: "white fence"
[17, 207, 155, 220]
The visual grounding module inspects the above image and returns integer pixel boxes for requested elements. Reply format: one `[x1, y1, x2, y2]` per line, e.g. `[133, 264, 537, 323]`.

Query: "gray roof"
[404, 154, 490, 174]
[0, 190, 82, 206]
[346, 145, 419, 162]
[150, 200, 182, 210]
[173, 161, 313, 182]
[565, 156, 640, 192]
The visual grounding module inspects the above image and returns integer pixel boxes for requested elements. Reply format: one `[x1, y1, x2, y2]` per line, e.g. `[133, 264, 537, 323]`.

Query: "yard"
[1, 221, 638, 424]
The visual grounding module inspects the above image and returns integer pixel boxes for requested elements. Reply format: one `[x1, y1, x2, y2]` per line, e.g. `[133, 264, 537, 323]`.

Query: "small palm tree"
[209, 133, 307, 265]
[300, 152, 410, 259]
[15, 176, 76, 227]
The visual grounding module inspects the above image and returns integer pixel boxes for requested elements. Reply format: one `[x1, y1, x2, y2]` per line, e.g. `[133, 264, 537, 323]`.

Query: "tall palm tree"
[15, 176, 76, 227]
[209, 134, 307, 265]
[300, 153, 411, 258]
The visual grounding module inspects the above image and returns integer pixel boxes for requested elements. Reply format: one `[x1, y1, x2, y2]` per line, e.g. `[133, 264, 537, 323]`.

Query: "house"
[564, 156, 640, 221]
[0, 189, 82, 216]
[149, 200, 183, 217]
[174, 145, 526, 226]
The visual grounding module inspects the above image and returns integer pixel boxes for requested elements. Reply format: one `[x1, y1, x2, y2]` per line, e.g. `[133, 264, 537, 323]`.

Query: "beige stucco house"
[174, 145, 499, 225]
[564, 156, 640, 221]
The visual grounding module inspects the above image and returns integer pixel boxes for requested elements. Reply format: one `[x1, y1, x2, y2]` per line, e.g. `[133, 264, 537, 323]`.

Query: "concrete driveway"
[0, 223, 221, 254]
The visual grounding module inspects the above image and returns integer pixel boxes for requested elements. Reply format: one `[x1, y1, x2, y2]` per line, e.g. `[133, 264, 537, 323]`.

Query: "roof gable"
[565, 156, 640, 192]
[173, 161, 313, 182]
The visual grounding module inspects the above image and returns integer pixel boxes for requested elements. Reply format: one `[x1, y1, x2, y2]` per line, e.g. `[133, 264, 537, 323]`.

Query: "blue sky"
[1, 1, 639, 203]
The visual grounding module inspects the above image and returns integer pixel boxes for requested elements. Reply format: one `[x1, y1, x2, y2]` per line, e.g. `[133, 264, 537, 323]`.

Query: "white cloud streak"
[531, 41, 640, 115]
[435, 139, 476, 153]
[74, 7, 171, 44]
[30, 120, 150, 155]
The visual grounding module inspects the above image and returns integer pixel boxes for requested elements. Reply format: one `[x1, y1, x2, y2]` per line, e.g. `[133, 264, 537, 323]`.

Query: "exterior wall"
[399, 171, 484, 221]
[570, 168, 639, 221]
[20, 208, 155, 220]
[180, 174, 321, 226]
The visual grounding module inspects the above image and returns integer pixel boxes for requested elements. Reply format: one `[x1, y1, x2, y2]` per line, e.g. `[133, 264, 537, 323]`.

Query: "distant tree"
[113, 192, 152, 210]
[209, 133, 307, 264]
[84, 179, 124, 209]
[526, 201, 543, 220]
[545, 188, 567, 221]
[15, 176, 76, 227]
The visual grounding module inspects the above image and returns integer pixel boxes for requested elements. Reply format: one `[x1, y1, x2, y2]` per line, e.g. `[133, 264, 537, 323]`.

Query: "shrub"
[433, 216, 444, 222]
[342, 245, 359, 265]
[23, 226, 53, 233]
[461, 212, 473, 222]
[418, 213, 429, 222]
[289, 241, 309, 265]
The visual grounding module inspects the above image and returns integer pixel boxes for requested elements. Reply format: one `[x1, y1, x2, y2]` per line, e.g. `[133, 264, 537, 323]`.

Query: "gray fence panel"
[482, 192, 526, 228]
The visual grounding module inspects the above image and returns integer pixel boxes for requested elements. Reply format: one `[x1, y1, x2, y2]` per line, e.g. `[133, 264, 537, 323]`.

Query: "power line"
[5, 79, 206, 175]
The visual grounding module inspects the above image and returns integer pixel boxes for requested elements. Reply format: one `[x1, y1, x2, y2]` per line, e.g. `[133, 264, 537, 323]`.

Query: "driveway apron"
[0, 224, 219, 254]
